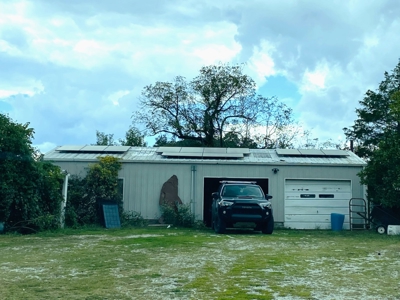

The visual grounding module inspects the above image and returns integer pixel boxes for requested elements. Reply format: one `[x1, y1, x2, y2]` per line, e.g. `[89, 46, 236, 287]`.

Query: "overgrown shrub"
[160, 203, 195, 227]
[65, 156, 123, 227]
[0, 114, 64, 233]
[121, 211, 148, 227]
[64, 175, 94, 227]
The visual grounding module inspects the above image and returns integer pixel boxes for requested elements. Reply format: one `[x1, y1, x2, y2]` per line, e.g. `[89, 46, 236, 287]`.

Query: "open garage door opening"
[203, 177, 269, 227]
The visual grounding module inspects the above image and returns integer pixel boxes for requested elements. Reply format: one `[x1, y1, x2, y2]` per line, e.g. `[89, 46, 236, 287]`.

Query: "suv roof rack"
[219, 181, 257, 184]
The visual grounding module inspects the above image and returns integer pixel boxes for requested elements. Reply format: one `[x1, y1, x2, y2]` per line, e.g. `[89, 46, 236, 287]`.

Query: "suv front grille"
[232, 203, 262, 215]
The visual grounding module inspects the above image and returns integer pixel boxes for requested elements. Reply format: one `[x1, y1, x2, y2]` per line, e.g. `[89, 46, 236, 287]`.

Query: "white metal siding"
[285, 179, 351, 229]
[49, 156, 365, 226]
[120, 163, 193, 220]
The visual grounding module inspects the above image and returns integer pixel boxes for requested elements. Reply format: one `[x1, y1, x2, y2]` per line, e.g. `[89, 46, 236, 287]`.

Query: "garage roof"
[44, 146, 366, 166]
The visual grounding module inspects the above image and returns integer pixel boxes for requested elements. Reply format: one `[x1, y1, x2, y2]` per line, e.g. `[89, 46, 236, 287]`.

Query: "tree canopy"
[344, 59, 400, 158]
[133, 63, 300, 148]
[119, 126, 147, 147]
[344, 59, 400, 208]
[358, 133, 400, 208]
[0, 113, 64, 232]
[95, 127, 147, 147]
[95, 130, 116, 146]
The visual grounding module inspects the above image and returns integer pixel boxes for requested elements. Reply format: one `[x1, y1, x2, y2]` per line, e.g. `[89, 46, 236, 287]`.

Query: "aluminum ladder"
[349, 198, 369, 230]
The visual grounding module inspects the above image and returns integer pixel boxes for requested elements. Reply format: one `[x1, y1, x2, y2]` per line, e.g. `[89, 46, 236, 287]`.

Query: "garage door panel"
[285, 200, 349, 208]
[286, 214, 349, 222]
[286, 191, 351, 199]
[284, 222, 330, 230]
[286, 180, 350, 189]
[285, 179, 351, 230]
[285, 207, 348, 215]
[285, 221, 350, 230]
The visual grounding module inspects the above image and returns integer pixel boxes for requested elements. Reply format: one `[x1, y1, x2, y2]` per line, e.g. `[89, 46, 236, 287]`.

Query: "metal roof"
[44, 146, 366, 166]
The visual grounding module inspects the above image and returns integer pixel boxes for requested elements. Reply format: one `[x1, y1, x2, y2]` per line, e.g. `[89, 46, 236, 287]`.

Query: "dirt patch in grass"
[0, 228, 399, 299]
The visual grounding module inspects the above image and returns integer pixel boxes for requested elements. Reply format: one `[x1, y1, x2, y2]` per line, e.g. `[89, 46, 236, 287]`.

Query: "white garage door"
[285, 179, 351, 229]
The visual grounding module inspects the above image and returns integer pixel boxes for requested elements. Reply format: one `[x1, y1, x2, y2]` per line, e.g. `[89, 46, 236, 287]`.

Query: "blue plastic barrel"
[331, 213, 345, 231]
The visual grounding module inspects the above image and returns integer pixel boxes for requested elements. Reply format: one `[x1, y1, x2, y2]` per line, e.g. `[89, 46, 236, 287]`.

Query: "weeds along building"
[44, 146, 367, 230]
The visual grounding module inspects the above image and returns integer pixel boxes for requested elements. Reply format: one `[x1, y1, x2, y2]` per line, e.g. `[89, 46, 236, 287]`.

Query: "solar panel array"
[156, 147, 250, 159]
[56, 145, 130, 153]
[276, 149, 348, 157]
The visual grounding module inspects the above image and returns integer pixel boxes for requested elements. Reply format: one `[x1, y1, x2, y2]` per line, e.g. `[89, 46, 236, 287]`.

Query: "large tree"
[358, 132, 400, 208]
[133, 63, 297, 148]
[345, 59, 400, 208]
[95, 127, 147, 147]
[119, 126, 147, 147]
[344, 59, 400, 158]
[95, 130, 116, 146]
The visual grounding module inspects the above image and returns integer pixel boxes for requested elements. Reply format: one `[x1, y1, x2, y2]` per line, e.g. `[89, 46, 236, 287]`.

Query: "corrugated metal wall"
[120, 162, 194, 219]
[53, 160, 364, 224]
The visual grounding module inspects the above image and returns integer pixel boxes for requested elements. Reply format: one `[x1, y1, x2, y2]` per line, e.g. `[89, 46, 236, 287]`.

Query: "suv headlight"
[259, 201, 272, 209]
[219, 200, 234, 207]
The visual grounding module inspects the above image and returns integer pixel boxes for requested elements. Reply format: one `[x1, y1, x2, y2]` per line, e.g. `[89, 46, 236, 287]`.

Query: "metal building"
[44, 146, 366, 230]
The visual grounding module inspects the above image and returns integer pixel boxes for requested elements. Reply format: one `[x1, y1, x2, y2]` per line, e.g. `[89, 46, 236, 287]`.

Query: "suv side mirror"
[266, 195, 273, 200]
[212, 192, 219, 199]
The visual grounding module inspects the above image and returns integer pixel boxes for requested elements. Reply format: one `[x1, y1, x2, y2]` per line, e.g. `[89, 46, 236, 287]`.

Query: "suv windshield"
[222, 184, 263, 198]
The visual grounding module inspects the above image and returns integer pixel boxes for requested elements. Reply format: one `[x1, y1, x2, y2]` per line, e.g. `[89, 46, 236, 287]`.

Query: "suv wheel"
[214, 215, 226, 234]
[262, 215, 274, 234]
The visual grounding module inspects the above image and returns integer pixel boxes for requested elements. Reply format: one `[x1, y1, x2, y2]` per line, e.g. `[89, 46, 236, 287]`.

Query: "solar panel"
[57, 145, 85, 151]
[276, 149, 301, 155]
[161, 151, 243, 158]
[276, 148, 349, 157]
[158, 147, 254, 159]
[81, 145, 108, 152]
[180, 147, 203, 153]
[157, 147, 182, 153]
[299, 149, 324, 156]
[161, 152, 201, 157]
[104, 146, 130, 152]
[322, 149, 348, 156]
[227, 148, 250, 154]
[203, 148, 227, 153]
[102, 204, 121, 228]
[202, 153, 243, 158]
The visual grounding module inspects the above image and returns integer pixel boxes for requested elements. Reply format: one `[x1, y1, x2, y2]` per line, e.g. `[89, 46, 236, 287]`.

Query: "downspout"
[60, 172, 70, 228]
[190, 165, 197, 218]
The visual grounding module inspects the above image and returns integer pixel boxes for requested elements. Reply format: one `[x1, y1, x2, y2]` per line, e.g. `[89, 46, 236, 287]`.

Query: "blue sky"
[258, 75, 301, 115]
[1, 0, 400, 152]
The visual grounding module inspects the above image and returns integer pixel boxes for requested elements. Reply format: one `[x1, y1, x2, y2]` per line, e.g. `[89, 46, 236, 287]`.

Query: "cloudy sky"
[1, 0, 399, 153]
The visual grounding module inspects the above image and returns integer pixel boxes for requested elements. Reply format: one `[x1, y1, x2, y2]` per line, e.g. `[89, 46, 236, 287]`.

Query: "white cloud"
[33, 141, 57, 154]
[0, 0, 399, 149]
[108, 90, 130, 106]
[0, 80, 44, 99]
[300, 61, 329, 92]
[248, 40, 276, 86]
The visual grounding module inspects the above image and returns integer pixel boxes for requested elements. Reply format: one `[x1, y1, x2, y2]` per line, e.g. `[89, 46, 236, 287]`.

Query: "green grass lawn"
[0, 227, 399, 300]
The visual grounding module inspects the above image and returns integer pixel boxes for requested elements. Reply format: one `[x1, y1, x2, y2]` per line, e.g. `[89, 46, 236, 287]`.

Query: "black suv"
[211, 181, 274, 234]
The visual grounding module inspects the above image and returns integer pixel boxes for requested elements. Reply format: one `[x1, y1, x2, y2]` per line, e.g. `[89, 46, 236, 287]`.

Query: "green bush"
[160, 203, 195, 227]
[65, 156, 123, 227]
[65, 175, 94, 227]
[0, 114, 65, 234]
[121, 211, 148, 227]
